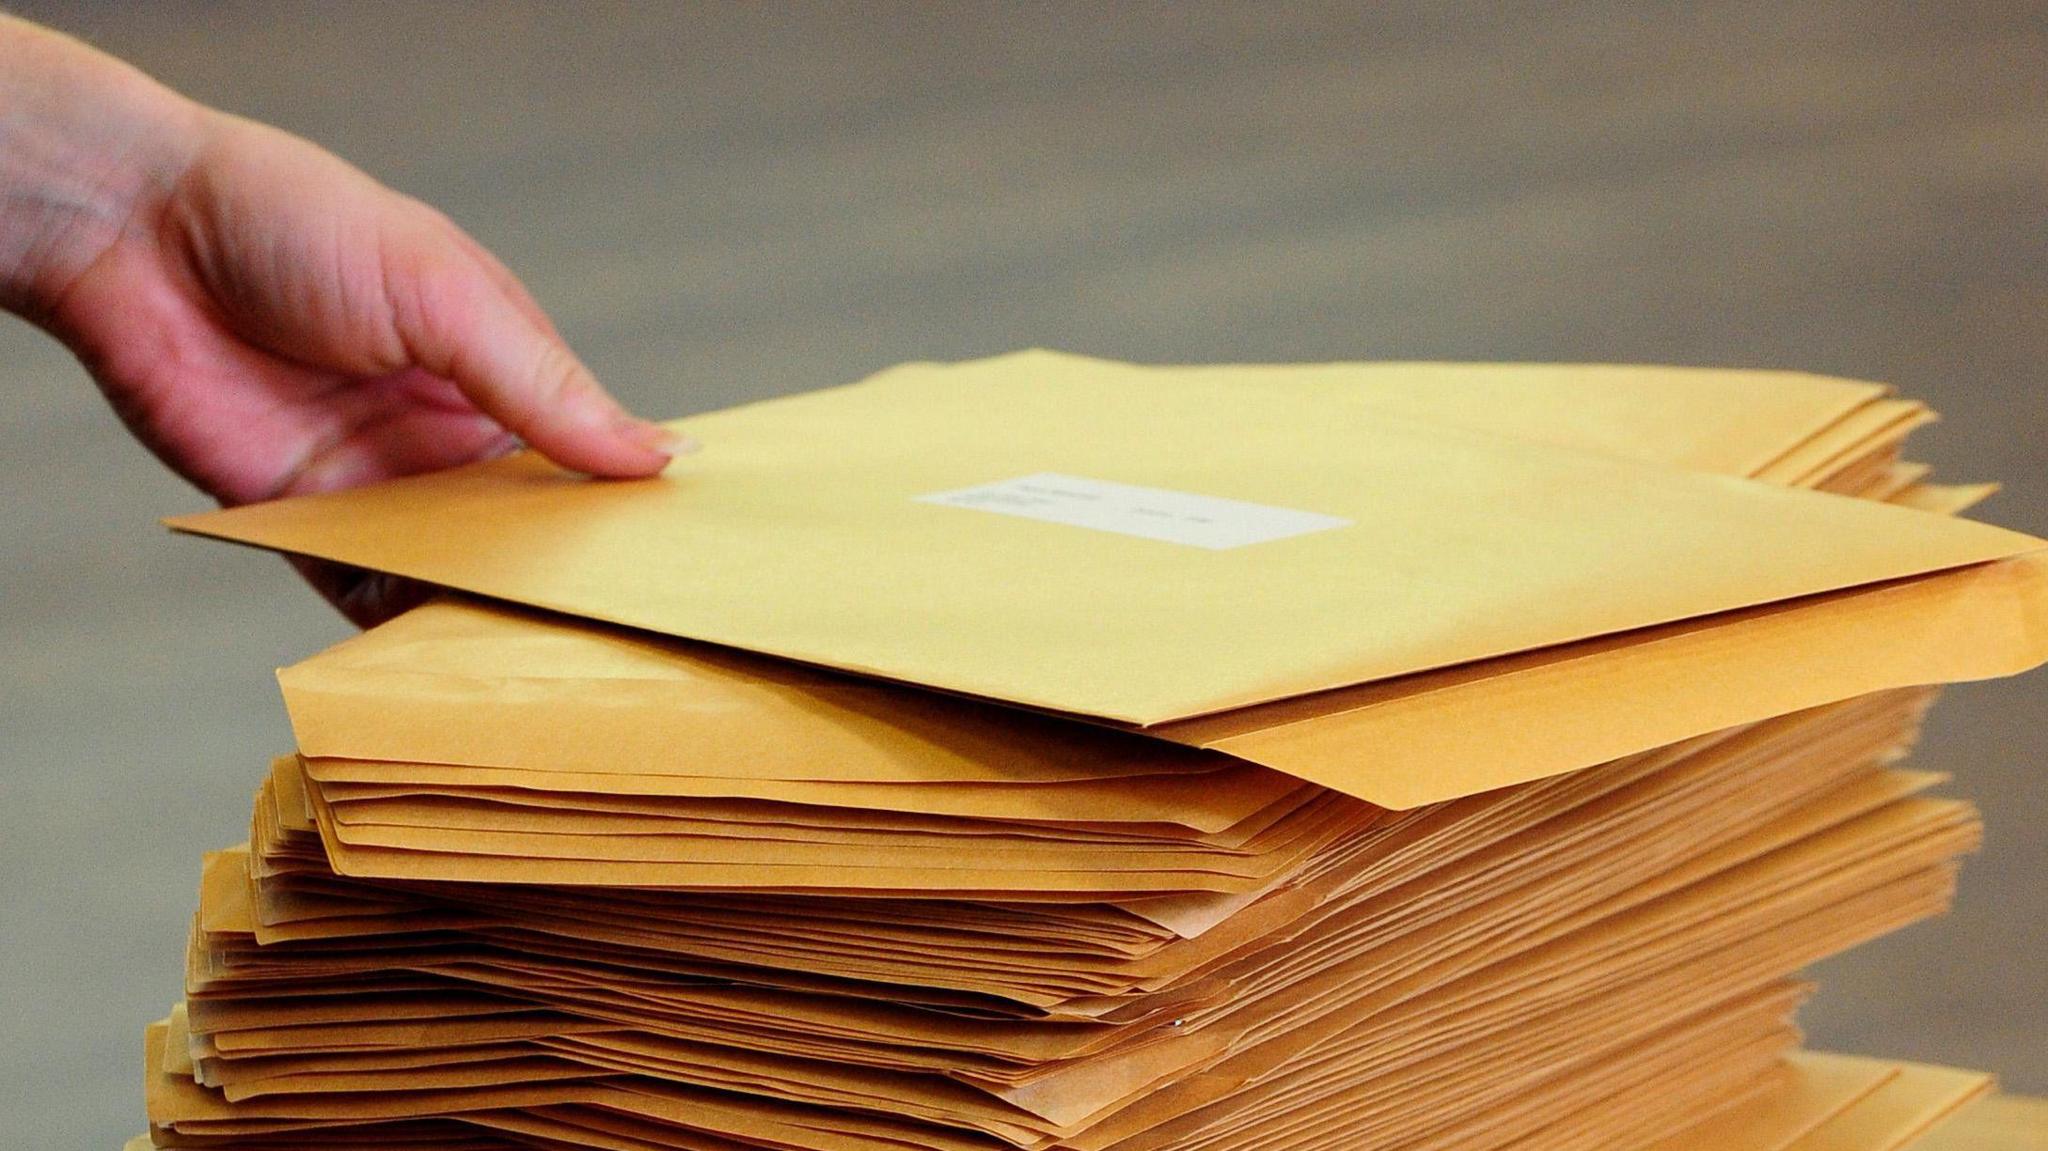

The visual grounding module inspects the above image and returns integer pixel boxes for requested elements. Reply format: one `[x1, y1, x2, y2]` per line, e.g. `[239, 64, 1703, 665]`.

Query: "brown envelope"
[169, 353, 2044, 728]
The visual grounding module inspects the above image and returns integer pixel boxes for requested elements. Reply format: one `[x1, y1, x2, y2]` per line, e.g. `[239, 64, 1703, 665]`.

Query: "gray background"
[2, 3, 2043, 1145]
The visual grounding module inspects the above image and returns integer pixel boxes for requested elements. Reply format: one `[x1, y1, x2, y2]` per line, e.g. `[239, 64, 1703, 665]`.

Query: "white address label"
[916, 473, 1351, 550]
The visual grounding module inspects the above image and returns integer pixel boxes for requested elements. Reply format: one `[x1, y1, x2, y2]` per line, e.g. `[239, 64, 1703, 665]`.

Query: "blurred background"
[2, 3, 2044, 1145]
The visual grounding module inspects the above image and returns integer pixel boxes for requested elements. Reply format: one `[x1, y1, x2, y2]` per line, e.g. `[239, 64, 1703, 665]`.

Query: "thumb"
[392, 249, 686, 478]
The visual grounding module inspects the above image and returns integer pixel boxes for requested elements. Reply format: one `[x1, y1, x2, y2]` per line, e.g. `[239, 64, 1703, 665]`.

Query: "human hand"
[1, 17, 687, 623]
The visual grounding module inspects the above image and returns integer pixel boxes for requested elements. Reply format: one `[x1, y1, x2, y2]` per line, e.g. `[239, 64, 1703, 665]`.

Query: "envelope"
[278, 549, 2048, 815]
[134, 1049, 2017, 1151]
[139, 354, 2048, 1151]
[152, 682, 1987, 1151]
[222, 354, 2048, 814]
[1639, 1052, 1996, 1151]
[1915, 1094, 2048, 1150]
[168, 351, 2045, 726]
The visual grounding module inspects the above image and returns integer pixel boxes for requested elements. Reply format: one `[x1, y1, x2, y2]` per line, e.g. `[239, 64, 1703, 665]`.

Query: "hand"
[2, 17, 688, 623]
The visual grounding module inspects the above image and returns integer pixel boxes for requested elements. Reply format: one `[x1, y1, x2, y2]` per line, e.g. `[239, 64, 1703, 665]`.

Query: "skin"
[0, 15, 691, 623]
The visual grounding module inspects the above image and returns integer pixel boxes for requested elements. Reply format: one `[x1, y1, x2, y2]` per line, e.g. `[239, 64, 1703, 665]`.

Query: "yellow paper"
[159, 690, 1981, 1151]
[140, 354, 2047, 1151]
[1917, 1094, 2048, 1150]
[169, 352, 2043, 724]
[278, 544, 2048, 811]
[1645, 1051, 1899, 1151]
[1781, 1059, 1996, 1151]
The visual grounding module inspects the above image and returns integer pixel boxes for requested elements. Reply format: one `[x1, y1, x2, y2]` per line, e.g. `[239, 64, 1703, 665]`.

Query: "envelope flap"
[281, 600, 1243, 786]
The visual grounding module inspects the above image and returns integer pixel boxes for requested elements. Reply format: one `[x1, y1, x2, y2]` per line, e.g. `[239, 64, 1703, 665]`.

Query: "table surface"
[3, 4, 2043, 1146]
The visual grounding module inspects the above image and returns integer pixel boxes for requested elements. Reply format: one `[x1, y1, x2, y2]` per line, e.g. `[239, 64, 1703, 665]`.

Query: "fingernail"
[622, 419, 699, 458]
[480, 434, 526, 462]
[610, 419, 700, 458]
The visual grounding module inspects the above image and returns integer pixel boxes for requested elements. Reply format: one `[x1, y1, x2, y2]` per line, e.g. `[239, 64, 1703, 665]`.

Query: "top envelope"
[169, 351, 2043, 725]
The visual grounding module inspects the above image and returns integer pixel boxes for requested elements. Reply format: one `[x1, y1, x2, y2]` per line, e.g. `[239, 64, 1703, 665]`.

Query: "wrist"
[0, 16, 206, 320]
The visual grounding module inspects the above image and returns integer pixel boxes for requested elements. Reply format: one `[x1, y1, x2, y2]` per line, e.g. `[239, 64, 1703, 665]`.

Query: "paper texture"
[154, 684, 1979, 1149]
[1916, 1094, 2048, 1150]
[1780, 1060, 1995, 1151]
[1652, 1053, 2009, 1151]
[279, 546, 2048, 813]
[169, 351, 2043, 724]
[137, 356, 2048, 1151]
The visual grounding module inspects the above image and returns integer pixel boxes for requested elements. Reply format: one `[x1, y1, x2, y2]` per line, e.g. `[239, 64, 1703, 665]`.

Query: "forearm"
[0, 14, 202, 319]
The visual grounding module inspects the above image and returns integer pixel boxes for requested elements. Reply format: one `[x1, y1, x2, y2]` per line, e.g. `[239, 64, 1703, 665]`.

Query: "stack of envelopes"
[138, 352, 2048, 1151]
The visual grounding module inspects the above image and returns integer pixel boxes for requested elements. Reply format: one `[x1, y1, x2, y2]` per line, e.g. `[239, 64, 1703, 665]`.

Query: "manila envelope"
[168, 352, 2046, 729]
[278, 549, 2048, 817]
[173, 355, 2048, 811]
